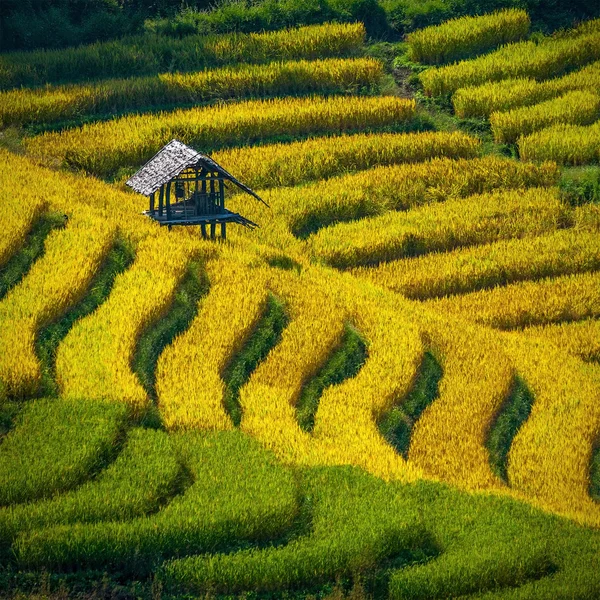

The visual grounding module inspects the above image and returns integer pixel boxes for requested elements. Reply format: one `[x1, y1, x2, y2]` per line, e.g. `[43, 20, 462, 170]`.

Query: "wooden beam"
[219, 179, 225, 213]
[210, 222, 216, 240]
[149, 192, 155, 213]
[221, 222, 226, 240]
[201, 223, 207, 239]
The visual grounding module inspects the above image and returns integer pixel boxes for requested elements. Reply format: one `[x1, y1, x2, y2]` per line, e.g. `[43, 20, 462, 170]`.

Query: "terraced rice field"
[1, 12, 600, 600]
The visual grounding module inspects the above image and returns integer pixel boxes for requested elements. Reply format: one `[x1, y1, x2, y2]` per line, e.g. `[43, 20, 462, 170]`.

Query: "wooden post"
[201, 174, 207, 214]
[149, 192, 155, 213]
[165, 181, 172, 221]
[158, 185, 164, 216]
[210, 176, 216, 215]
[218, 179, 225, 213]
[210, 223, 216, 240]
[201, 224, 207, 239]
[221, 222, 226, 240]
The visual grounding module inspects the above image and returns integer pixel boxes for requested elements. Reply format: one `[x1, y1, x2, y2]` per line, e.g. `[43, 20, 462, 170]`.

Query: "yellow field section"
[407, 8, 529, 64]
[156, 258, 268, 431]
[308, 187, 567, 268]
[420, 30, 600, 96]
[208, 130, 480, 191]
[358, 229, 600, 300]
[408, 322, 513, 491]
[490, 90, 600, 144]
[520, 319, 600, 362]
[0, 211, 116, 398]
[425, 270, 600, 329]
[501, 336, 600, 526]
[25, 95, 416, 177]
[56, 234, 201, 414]
[519, 120, 600, 165]
[0, 58, 383, 127]
[312, 298, 425, 482]
[225, 156, 558, 251]
[453, 60, 600, 118]
[0, 169, 47, 266]
[239, 268, 348, 465]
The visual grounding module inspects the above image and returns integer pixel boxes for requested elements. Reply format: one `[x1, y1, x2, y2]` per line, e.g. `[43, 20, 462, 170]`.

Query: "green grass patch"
[132, 261, 208, 404]
[0, 428, 184, 549]
[36, 237, 134, 398]
[297, 325, 367, 433]
[591, 442, 600, 502]
[223, 294, 288, 427]
[14, 431, 298, 574]
[559, 166, 600, 206]
[0, 212, 65, 302]
[486, 376, 534, 483]
[0, 400, 19, 440]
[378, 351, 442, 458]
[0, 398, 128, 506]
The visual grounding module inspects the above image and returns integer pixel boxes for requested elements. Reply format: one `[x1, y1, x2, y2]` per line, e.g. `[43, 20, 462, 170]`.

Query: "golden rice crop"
[0, 210, 116, 398]
[156, 257, 268, 431]
[518, 120, 600, 165]
[357, 230, 600, 300]
[232, 156, 558, 243]
[490, 90, 600, 143]
[420, 31, 600, 96]
[521, 319, 600, 362]
[308, 187, 568, 268]
[56, 234, 202, 415]
[453, 60, 600, 118]
[407, 9, 529, 65]
[0, 58, 383, 127]
[408, 320, 513, 491]
[501, 335, 600, 526]
[209, 130, 481, 191]
[426, 270, 600, 329]
[0, 174, 47, 267]
[0, 22, 366, 90]
[26, 95, 416, 178]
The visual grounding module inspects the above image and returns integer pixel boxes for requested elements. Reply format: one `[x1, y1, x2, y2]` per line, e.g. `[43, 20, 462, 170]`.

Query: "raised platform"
[144, 207, 258, 229]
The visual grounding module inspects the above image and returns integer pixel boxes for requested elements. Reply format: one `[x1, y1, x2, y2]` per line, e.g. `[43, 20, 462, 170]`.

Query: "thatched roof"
[126, 140, 265, 205]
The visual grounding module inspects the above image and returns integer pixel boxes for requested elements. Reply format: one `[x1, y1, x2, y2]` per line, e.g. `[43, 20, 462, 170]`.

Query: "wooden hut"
[126, 139, 267, 239]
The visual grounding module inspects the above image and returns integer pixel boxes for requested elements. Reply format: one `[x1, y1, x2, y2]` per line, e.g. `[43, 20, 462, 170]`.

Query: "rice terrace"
[2, 0, 600, 597]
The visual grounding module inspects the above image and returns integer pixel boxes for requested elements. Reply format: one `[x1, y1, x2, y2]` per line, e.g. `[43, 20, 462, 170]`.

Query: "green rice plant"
[223, 294, 287, 427]
[36, 237, 135, 398]
[519, 120, 600, 165]
[161, 466, 433, 594]
[490, 90, 600, 144]
[420, 31, 600, 96]
[377, 352, 442, 458]
[132, 261, 208, 401]
[14, 431, 298, 573]
[0, 213, 66, 302]
[559, 166, 600, 205]
[0, 400, 19, 439]
[486, 377, 534, 483]
[296, 325, 367, 433]
[407, 9, 530, 65]
[0, 23, 365, 90]
[453, 60, 600, 118]
[0, 428, 182, 547]
[0, 398, 128, 506]
[0, 58, 383, 128]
